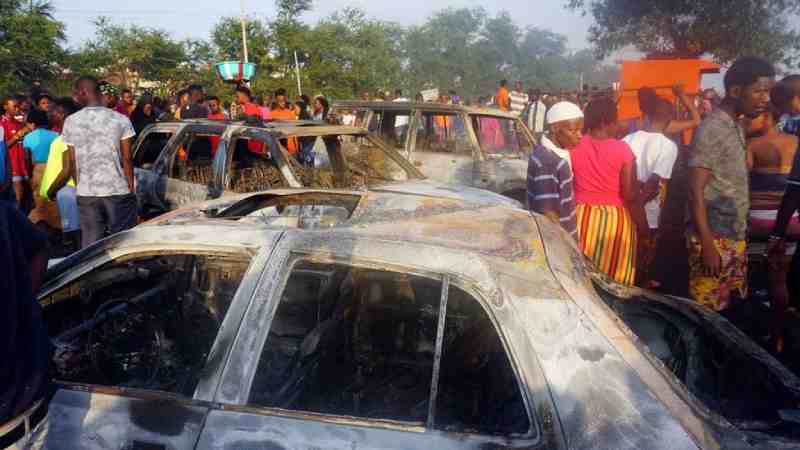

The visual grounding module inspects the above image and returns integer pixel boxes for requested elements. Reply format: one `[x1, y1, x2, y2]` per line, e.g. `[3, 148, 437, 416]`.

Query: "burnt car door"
[157, 124, 227, 210]
[197, 241, 550, 450]
[132, 124, 181, 216]
[34, 239, 279, 450]
[407, 111, 476, 188]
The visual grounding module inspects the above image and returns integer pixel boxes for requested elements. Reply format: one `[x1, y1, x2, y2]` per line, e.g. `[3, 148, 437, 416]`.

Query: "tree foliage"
[403, 7, 616, 96]
[567, 0, 800, 67]
[76, 18, 193, 93]
[7, 0, 621, 100]
[0, 0, 64, 94]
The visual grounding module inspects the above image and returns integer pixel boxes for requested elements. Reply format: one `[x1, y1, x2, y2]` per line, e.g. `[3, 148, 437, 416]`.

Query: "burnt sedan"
[15, 190, 800, 449]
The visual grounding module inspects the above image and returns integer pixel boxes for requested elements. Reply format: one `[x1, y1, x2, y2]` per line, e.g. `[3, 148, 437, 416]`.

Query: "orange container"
[618, 58, 721, 121]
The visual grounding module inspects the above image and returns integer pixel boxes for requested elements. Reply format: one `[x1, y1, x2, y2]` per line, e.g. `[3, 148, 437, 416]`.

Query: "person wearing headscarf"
[130, 97, 157, 135]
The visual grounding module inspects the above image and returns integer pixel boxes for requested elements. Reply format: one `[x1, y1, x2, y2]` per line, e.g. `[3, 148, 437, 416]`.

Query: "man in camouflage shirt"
[61, 76, 137, 248]
[688, 57, 775, 311]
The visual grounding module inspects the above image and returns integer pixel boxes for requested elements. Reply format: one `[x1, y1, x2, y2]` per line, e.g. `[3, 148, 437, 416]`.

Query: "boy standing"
[688, 57, 775, 312]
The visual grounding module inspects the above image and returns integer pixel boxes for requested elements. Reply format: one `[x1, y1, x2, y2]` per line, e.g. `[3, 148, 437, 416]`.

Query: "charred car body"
[331, 101, 535, 203]
[14, 190, 800, 449]
[132, 120, 520, 216]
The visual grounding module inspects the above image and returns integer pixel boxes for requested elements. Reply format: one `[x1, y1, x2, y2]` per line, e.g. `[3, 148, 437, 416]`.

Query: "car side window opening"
[415, 113, 471, 154]
[43, 253, 252, 397]
[134, 131, 173, 169]
[472, 116, 530, 156]
[228, 137, 288, 193]
[594, 281, 800, 438]
[369, 110, 411, 151]
[171, 133, 219, 185]
[248, 261, 531, 436]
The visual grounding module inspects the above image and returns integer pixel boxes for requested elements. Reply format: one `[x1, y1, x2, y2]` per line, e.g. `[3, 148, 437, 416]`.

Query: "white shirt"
[527, 100, 546, 133]
[623, 131, 679, 228]
[393, 97, 410, 128]
[61, 107, 136, 197]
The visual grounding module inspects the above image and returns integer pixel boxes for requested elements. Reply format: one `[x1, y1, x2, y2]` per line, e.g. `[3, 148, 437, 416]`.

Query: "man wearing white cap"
[526, 101, 584, 240]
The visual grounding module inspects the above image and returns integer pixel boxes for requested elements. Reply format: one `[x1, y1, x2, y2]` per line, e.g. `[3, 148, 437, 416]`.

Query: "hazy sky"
[52, 0, 598, 51]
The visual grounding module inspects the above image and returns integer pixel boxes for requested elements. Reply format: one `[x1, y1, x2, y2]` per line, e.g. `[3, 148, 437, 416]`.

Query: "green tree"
[75, 18, 194, 93]
[308, 7, 404, 98]
[211, 16, 272, 66]
[403, 8, 490, 96]
[567, 0, 800, 66]
[276, 0, 313, 25]
[0, 0, 65, 94]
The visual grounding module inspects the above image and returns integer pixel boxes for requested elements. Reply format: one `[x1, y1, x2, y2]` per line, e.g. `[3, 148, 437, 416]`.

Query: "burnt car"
[13, 189, 800, 449]
[331, 101, 535, 203]
[132, 120, 517, 216]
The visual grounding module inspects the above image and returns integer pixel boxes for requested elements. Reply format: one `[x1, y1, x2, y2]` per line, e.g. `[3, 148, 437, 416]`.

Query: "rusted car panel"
[331, 101, 534, 203]
[20, 190, 799, 449]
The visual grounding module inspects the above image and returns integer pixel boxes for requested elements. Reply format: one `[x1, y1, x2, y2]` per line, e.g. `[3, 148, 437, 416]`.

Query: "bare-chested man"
[745, 103, 799, 353]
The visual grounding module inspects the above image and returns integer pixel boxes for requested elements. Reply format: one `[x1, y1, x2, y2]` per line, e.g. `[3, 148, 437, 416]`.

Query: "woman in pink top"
[570, 98, 648, 285]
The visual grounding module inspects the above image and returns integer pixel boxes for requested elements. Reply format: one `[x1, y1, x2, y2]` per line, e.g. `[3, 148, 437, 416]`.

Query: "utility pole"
[294, 51, 303, 96]
[240, 0, 249, 64]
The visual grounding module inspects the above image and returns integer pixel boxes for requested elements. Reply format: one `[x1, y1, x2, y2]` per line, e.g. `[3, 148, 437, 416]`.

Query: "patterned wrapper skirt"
[576, 204, 638, 286]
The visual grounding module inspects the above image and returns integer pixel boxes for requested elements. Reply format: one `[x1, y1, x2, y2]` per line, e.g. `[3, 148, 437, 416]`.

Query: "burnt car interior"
[228, 137, 288, 193]
[43, 253, 251, 397]
[416, 113, 471, 154]
[471, 116, 530, 156]
[207, 192, 360, 229]
[594, 281, 800, 439]
[249, 262, 530, 436]
[134, 131, 173, 170]
[173, 133, 218, 185]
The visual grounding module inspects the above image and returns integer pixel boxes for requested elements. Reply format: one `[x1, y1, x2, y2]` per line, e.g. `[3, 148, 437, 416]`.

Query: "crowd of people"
[0, 78, 335, 254]
[525, 56, 800, 354]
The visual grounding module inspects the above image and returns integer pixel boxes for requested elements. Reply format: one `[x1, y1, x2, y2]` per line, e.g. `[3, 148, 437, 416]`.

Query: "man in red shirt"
[1, 97, 33, 207]
[206, 96, 225, 156]
[235, 86, 261, 118]
[235, 86, 264, 153]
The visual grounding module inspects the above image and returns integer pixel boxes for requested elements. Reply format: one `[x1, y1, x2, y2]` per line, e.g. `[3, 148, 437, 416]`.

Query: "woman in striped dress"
[570, 98, 648, 285]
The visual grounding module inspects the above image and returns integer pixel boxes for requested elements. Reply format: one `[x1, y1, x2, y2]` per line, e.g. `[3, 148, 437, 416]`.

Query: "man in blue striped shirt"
[527, 102, 583, 240]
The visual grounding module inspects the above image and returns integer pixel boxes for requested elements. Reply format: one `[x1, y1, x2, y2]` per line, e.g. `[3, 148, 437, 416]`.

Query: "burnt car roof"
[148, 120, 370, 138]
[65, 189, 545, 286]
[332, 100, 522, 120]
